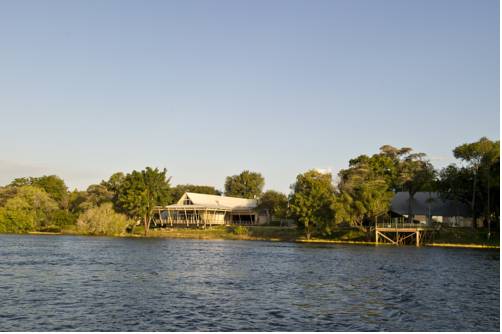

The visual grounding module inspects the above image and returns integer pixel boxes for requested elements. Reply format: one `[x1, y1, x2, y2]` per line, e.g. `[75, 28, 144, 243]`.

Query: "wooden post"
[375, 229, 379, 244]
[416, 230, 420, 247]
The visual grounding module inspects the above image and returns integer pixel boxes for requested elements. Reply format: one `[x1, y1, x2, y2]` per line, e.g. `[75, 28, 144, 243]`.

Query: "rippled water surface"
[0, 234, 499, 331]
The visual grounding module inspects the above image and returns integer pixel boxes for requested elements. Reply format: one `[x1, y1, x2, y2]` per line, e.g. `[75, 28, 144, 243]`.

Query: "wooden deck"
[375, 223, 434, 246]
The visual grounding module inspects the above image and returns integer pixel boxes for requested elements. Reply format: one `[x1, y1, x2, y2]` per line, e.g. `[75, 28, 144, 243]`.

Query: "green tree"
[0, 186, 58, 233]
[289, 170, 335, 239]
[170, 184, 221, 203]
[224, 170, 265, 199]
[101, 172, 126, 212]
[118, 167, 171, 235]
[76, 203, 132, 236]
[9, 175, 68, 208]
[447, 137, 500, 229]
[68, 184, 114, 215]
[258, 190, 288, 219]
[398, 153, 436, 224]
[0, 185, 18, 207]
[334, 150, 396, 230]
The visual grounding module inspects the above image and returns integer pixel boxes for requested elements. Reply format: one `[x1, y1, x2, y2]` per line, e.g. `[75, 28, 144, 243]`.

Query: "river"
[0, 234, 499, 331]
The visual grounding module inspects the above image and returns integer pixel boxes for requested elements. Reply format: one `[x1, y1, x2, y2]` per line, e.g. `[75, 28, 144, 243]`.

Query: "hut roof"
[174, 192, 257, 210]
[390, 192, 472, 217]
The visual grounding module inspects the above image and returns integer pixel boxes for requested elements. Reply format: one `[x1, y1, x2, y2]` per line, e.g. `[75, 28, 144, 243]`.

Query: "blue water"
[0, 234, 499, 331]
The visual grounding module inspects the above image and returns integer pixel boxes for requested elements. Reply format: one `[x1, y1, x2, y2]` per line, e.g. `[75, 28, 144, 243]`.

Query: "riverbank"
[14, 225, 500, 249]
[129, 225, 499, 249]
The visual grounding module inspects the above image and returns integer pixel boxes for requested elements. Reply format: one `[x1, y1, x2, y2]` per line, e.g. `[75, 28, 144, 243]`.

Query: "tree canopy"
[10, 175, 68, 208]
[289, 170, 335, 239]
[224, 170, 264, 199]
[118, 167, 171, 235]
[0, 186, 58, 233]
[440, 137, 500, 229]
[258, 190, 288, 219]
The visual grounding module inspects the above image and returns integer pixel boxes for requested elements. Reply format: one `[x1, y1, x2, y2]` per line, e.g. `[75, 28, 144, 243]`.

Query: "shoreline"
[13, 230, 500, 249]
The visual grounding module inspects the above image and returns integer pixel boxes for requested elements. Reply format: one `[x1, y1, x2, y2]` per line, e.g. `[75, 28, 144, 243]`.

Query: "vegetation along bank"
[0, 137, 499, 248]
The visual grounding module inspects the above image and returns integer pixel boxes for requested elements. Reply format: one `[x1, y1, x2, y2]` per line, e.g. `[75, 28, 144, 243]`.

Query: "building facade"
[151, 192, 268, 228]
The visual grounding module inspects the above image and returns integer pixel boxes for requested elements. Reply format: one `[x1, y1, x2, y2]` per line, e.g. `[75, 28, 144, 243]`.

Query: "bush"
[228, 225, 249, 236]
[50, 209, 77, 227]
[76, 203, 132, 236]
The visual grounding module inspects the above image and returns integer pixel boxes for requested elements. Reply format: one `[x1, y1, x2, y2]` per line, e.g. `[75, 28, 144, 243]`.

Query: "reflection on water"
[0, 235, 499, 331]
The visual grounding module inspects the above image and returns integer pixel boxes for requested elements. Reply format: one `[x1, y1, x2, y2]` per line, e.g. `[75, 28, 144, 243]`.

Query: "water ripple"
[0, 234, 499, 331]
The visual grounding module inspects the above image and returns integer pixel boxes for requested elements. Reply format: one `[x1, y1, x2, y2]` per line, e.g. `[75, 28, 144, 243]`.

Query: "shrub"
[76, 203, 132, 236]
[229, 225, 249, 236]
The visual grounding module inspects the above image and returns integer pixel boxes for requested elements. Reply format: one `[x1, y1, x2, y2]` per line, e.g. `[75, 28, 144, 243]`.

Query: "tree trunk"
[305, 223, 311, 240]
[487, 175, 491, 239]
[472, 169, 477, 229]
[143, 214, 149, 236]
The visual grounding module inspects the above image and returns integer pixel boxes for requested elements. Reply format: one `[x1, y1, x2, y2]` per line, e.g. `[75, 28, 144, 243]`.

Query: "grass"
[23, 223, 499, 249]
[431, 227, 499, 247]
[135, 225, 499, 248]
[137, 225, 301, 242]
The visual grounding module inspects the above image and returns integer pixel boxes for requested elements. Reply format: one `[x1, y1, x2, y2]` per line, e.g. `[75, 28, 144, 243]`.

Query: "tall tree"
[118, 167, 171, 235]
[334, 151, 396, 230]
[289, 170, 335, 239]
[224, 170, 265, 199]
[451, 137, 500, 229]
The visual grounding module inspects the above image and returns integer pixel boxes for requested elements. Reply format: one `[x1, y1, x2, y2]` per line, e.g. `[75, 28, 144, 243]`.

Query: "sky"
[0, 0, 499, 194]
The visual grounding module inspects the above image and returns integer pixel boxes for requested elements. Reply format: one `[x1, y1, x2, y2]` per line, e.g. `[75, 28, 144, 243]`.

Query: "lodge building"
[151, 192, 268, 228]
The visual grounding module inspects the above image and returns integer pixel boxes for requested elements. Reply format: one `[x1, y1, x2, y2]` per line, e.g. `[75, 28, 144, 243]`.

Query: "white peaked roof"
[175, 192, 257, 210]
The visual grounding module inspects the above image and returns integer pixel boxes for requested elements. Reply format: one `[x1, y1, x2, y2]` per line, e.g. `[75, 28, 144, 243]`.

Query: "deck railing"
[376, 222, 432, 229]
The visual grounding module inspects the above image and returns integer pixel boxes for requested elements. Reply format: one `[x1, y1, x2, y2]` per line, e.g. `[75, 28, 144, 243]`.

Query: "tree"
[76, 203, 131, 236]
[258, 190, 288, 219]
[170, 184, 221, 204]
[398, 153, 436, 224]
[334, 151, 396, 230]
[9, 175, 68, 208]
[448, 137, 500, 229]
[101, 172, 126, 212]
[118, 167, 171, 235]
[68, 184, 114, 215]
[224, 170, 265, 199]
[289, 170, 335, 239]
[0, 186, 58, 233]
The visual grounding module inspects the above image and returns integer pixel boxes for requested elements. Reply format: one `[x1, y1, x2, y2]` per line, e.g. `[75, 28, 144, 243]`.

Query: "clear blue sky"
[0, 0, 499, 193]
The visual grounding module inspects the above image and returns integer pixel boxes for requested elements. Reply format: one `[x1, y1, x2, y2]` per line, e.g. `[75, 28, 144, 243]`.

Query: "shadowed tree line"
[289, 137, 499, 239]
[0, 137, 498, 239]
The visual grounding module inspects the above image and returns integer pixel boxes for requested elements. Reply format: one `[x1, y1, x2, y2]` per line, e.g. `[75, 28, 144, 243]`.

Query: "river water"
[0, 234, 499, 331]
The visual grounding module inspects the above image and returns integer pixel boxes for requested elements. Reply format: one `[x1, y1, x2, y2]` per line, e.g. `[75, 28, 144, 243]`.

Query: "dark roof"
[391, 192, 472, 217]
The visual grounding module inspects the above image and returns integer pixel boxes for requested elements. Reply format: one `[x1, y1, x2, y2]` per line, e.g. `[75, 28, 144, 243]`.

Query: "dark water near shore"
[0, 235, 499, 331]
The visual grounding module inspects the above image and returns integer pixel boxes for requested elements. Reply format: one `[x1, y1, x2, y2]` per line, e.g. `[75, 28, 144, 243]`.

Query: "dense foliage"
[289, 170, 335, 239]
[117, 167, 172, 235]
[76, 203, 131, 236]
[0, 186, 58, 233]
[224, 170, 265, 199]
[439, 137, 499, 231]
[258, 190, 288, 219]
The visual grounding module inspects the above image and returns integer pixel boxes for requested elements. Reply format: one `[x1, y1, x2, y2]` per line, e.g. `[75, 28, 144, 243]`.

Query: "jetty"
[375, 222, 435, 246]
